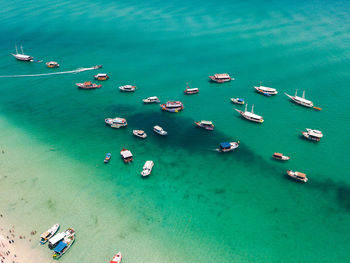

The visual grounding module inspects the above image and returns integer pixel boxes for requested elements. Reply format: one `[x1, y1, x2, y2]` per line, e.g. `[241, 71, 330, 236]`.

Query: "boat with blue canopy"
[52, 228, 75, 259]
[104, 153, 111, 163]
[217, 141, 240, 152]
[231, 98, 245, 105]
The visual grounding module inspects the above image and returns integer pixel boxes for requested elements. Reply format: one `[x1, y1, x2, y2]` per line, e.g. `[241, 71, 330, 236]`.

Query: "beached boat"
[46, 61, 59, 68]
[272, 152, 290, 161]
[302, 128, 323, 141]
[110, 252, 122, 263]
[160, 101, 184, 112]
[105, 117, 127, 128]
[119, 85, 136, 92]
[216, 141, 240, 152]
[52, 228, 75, 259]
[285, 90, 313, 107]
[39, 224, 60, 245]
[195, 120, 214, 130]
[287, 170, 308, 183]
[76, 81, 102, 89]
[143, 96, 160, 104]
[11, 45, 33, 61]
[104, 153, 111, 163]
[231, 98, 245, 105]
[184, 84, 199, 94]
[141, 160, 154, 177]
[133, 130, 147, 139]
[209, 73, 233, 83]
[120, 148, 133, 163]
[235, 104, 264, 123]
[94, 73, 109, 80]
[254, 84, 278, 96]
[153, 125, 167, 136]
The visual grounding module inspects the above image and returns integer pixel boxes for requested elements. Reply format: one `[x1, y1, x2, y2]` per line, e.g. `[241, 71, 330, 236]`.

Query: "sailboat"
[11, 45, 33, 61]
[285, 90, 314, 107]
[235, 103, 264, 123]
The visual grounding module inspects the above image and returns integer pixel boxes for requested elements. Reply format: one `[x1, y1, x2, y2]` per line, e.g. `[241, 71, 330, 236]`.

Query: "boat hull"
[209, 76, 231, 83]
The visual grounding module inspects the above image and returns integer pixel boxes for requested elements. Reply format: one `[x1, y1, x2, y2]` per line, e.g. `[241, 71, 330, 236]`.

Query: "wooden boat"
[287, 170, 308, 183]
[184, 84, 199, 94]
[141, 160, 154, 177]
[52, 228, 75, 259]
[104, 153, 111, 163]
[231, 98, 244, 105]
[142, 96, 160, 103]
[209, 73, 233, 83]
[195, 120, 214, 130]
[11, 45, 33, 61]
[302, 128, 323, 141]
[110, 252, 122, 263]
[120, 148, 133, 163]
[272, 152, 290, 161]
[160, 101, 184, 112]
[46, 61, 59, 68]
[285, 90, 313, 107]
[216, 141, 240, 152]
[39, 224, 60, 245]
[94, 73, 109, 80]
[133, 130, 147, 139]
[76, 81, 102, 89]
[119, 85, 136, 92]
[235, 104, 264, 123]
[153, 125, 167, 136]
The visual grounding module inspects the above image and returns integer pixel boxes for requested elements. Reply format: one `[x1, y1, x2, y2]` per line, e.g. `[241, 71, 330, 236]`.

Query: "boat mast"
[251, 104, 254, 114]
[302, 90, 305, 99]
[244, 103, 248, 113]
[15, 45, 18, 54]
[20, 45, 24, 54]
[294, 89, 298, 97]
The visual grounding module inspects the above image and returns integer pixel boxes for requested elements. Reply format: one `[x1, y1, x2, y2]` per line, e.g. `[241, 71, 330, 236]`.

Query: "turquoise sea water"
[1, 0, 350, 262]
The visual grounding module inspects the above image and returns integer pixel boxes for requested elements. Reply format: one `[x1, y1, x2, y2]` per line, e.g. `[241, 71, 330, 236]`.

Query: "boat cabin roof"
[244, 111, 263, 119]
[154, 125, 163, 130]
[148, 96, 158, 100]
[295, 96, 312, 104]
[296, 172, 306, 178]
[186, 88, 198, 91]
[220, 142, 231, 148]
[49, 232, 65, 244]
[257, 86, 275, 91]
[201, 120, 213, 125]
[214, 73, 230, 79]
[237, 98, 244, 102]
[121, 150, 133, 158]
[273, 153, 283, 157]
[308, 129, 323, 137]
[144, 161, 154, 169]
[54, 241, 67, 253]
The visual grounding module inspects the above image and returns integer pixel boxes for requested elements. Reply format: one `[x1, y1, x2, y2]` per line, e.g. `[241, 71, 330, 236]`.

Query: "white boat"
[52, 228, 75, 259]
[142, 96, 160, 103]
[231, 98, 245, 105]
[195, 120, 214, 130]
[287, 170, 308, 183]
[105, 117, 127, 128]
[11, 45, 33, 61]
[254, 84, 278, 95]
[272, 153, 290, 161]
[110, 252, 122, 263]
[141, 160, 154, 177]
[285, 90, 314, 107]
[119, 85, 136, 92]
[216, 141, 240, 152]
[133, 130, 147, 139]
[94, 73, 109, 80]
[209, 73, 233, 83]
[302, 128, 323, 141]
[39, 224, 60, 245]
[48, 231, 67, 249]
[153, 125, 167, 136]
[235, 104, 264, 123]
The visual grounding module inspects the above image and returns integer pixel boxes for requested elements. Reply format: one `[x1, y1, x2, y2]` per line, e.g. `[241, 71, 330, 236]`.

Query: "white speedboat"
[39, 224, 60, 245]
[119, 85, 136, 92]
[141, 160, 154, 177]
[254, 84, 278, 95]
[302, 128, 323, 141]
[287, 170, 308, 183]
[52, 228, 75, 259]
[153, 125, 167, 136]
[235, 104, 264, 123]
[216, 141, 240, 152]
[133, 130, 147, 139]
[110, 252, 122, 263]
[285, 90, 314, 107]
[11, 45, 33, 61]
[142, 96, 160, 103]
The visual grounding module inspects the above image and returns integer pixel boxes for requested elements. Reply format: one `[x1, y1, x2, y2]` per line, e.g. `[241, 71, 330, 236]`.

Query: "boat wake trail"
[0, 66, 101, 78]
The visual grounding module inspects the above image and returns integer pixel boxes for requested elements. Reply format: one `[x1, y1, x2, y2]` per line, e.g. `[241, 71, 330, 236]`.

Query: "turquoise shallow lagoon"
[1, 0, 350, 262]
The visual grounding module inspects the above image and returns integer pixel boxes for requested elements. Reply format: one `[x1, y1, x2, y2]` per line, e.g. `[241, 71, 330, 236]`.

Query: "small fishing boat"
[110, 252, 122, 263]
[141, 160, 154, 177]
[209, 73, 233, 83]
[302, 128, 323, 141]
[119, 85, 136, 92]
[153, 125, 167, 136]
[254, 84, 278, 96]
[133, 130, 147, 139]
[235, 104, 264, 123]
[46, 61, 59, 68]
[94, 73, 109, 80]
[11, 45, 33, 61]
[52, 228, 75, 259]
[287, 170, 308, 183]
[216, 141, 240, 152]
[285, 90, 314, 107]
[105, 117, 127, 128]
[76, 81, 102, 89]
[195, 120, 214, 130]
[142, 96, 160, 104]
[39, 224, 60, 245]
[120, 148, 133, 163]
[231, 98, 245, 105]
[104, 153, 111, 163]
[272, 152, 290, 161]
[184, 83, 199, 94]
[160, 101, 184, 112]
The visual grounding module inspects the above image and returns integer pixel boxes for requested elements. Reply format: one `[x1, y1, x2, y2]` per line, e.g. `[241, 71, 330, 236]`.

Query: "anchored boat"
[216, 141, 240, 152]
[184, 83, 199, 94]
[285, 90, 313, 107]
[235, 104, 264, 123]
[195, 120, 214, 130]
[110, 252, 122, 263]
[209, 73, 233, 83]
[272, 153, 290, 161]
[119, 85, 136, 92]
[104, 153, 111, 163]
[133, 130, 147, 139]
[120, 148, 133, 163]
[39, 224, 60, 245]
[153, 125, 167, 136]
[94, 73, 109, 80]
[46, 61, 59, 68]
[287, 170, 308, 183]
[231, 98, 244, 105]
[302, 128, 323, 141]
[52, 228, 75, 259]
[254, 83, 278, 96]
[76, 81, 102, 89]
[142, 96, 160, 104]
[105, 117, 127, 128]
[160, 101, 184, 112]
[11, 45, 33, 61]
[141, 160, 154, 177]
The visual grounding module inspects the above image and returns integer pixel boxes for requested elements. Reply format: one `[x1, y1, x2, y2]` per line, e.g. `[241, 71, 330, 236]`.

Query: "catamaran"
[285, 90, 314, 107]
[39, 224, 60, 245]
[11, 45, 33, 61]
[235, 104, 264, 123]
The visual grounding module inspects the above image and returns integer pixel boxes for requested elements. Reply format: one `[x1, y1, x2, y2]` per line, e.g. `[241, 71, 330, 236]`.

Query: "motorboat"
[254, 84, 278, 96]
[11, 45, 33, 61]
[39, 224, 60, 245]
[141, 160, 154, 177]
[209, 73, 233, 83]
[272, 152, 290, 161]
[120, 148, 133, 163]
[110, 252, 122, 263]
[287, 170, 308, 183]
[195, 120, 214, 130]
[46, 61, 59, 68]
[76, 81, 102, 89]
[160, 101, 184, 112]
[216, 141, 240, 152]
[235, 104, 264, 123]
[119, 85, 136, 92]
[52, 228, 75, 259]
[184, 83, 199, 94]
[94, 73, 109, 80]
[302, 128, 323, 141]
[105, 117, 127, 128]
[104, 153, 111, 163]
[231, 98, 244, 105]
[142, 96, 160, 104]
[133, 130, 147, 139]
[153, 125, 167, 136]
[285, 90, 314, 107]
